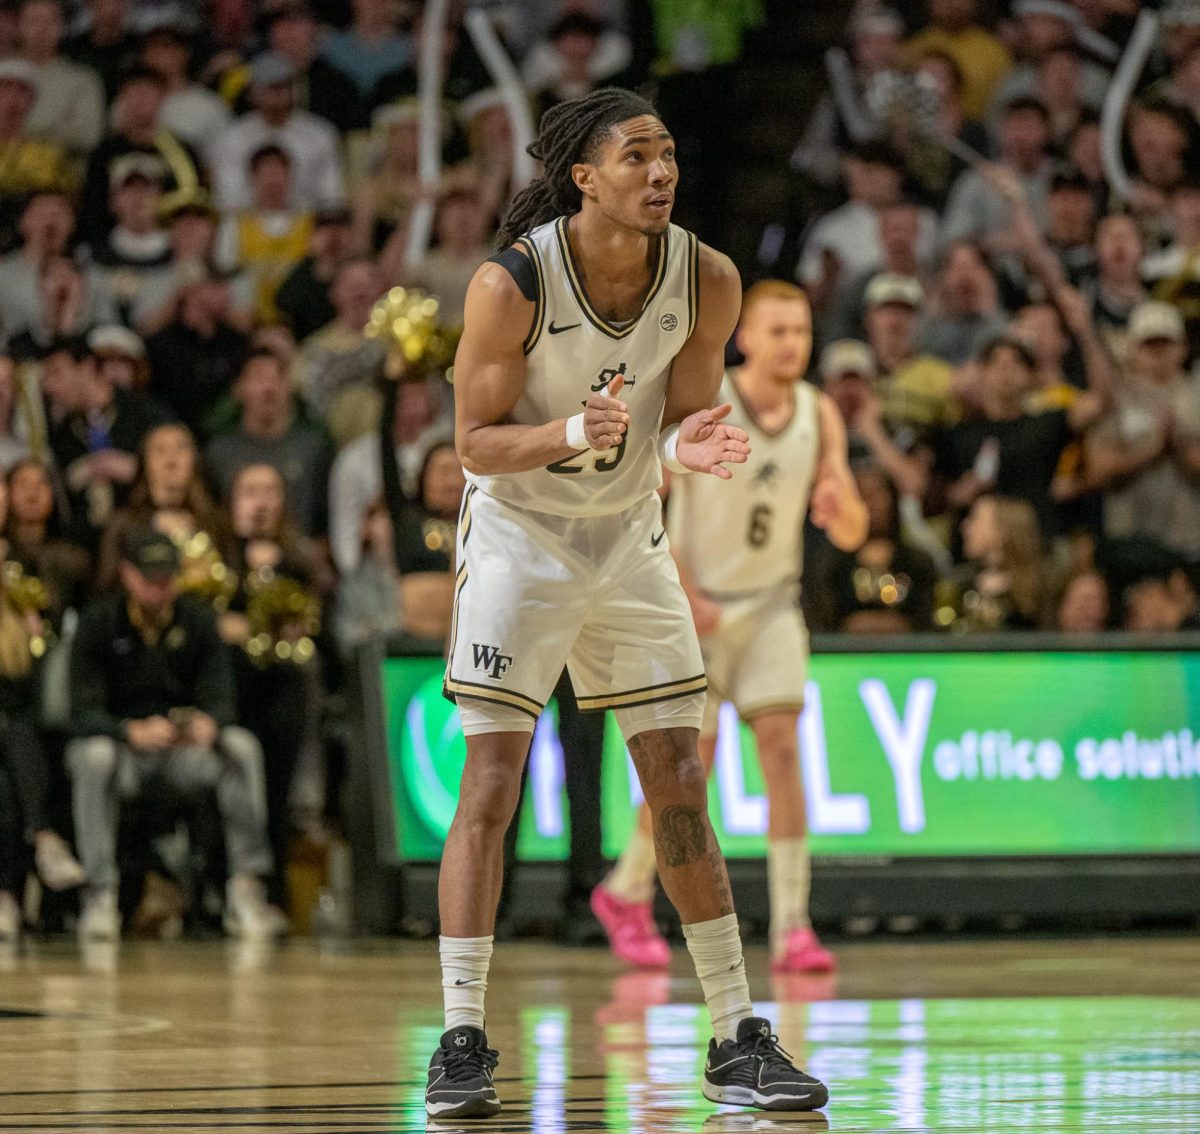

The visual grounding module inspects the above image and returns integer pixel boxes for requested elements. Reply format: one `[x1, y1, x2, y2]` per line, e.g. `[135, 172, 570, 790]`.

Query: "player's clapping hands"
[678, 404, 750, 479]
[584, 373, 631, 450]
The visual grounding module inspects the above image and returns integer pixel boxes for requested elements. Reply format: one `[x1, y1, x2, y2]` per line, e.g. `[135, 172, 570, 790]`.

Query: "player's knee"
[456, 760, 523, 833]
[756, 740, 799, 778]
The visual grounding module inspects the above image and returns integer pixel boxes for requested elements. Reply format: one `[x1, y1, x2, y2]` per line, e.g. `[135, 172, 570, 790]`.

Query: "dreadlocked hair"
[495, 88, 660, 249]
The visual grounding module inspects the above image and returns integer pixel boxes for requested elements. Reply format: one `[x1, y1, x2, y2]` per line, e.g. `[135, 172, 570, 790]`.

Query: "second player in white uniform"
[595, 281, 868, 973]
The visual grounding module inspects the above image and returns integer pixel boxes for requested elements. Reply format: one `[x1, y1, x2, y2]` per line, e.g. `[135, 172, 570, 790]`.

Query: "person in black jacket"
[66, 526, 281, 942]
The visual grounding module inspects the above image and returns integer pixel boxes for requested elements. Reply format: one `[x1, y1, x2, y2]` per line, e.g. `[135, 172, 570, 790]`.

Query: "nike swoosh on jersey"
[651, 530, 666, 547]
[548, 321, 581, 334]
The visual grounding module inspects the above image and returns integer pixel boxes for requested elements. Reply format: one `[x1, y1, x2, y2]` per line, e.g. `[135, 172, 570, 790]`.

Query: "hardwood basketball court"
[0, 935, 1197, 1131]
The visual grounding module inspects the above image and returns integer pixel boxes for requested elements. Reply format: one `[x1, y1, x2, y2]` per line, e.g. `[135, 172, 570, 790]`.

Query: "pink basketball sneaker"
[590, 884, 670, 969]
[771, 927, 837, 974]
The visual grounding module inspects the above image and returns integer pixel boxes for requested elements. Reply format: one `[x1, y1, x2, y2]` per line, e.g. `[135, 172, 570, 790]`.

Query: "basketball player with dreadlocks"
[425, 89, 830, 1119]
[595, 280, 868, 974]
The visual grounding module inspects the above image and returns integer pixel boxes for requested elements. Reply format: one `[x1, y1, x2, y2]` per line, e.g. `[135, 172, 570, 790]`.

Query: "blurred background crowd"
[0, 0, 1197, 943]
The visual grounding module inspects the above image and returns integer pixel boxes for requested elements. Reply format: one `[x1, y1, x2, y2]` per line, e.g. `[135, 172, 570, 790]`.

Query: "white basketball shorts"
[699, 581, 810, 737]
[444, 485, 706, 733]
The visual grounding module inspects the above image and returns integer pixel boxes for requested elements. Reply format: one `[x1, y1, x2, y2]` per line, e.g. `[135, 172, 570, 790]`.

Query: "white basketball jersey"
[669, 372, 821, 597]
[466, 216, 699, 517]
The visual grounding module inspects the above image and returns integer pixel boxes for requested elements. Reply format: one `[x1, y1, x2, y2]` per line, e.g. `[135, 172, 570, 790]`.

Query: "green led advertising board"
[379, 649, 1200, 861]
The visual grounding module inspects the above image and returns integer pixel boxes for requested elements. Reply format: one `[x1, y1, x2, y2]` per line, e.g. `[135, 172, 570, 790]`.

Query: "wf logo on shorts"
[472, 643, 514, 680]
[590, 361, 636, 392]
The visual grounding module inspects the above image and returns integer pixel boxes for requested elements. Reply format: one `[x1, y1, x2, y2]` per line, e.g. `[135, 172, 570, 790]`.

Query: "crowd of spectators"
[0, 0, 1197, 943]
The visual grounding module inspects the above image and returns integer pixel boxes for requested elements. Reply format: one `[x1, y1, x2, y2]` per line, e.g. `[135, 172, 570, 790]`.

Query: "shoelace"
[441, 1044, 499, 1083]
[745, 1030, 797, 1071]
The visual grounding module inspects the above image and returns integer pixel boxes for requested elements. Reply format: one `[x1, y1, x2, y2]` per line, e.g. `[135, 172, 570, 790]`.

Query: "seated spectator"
[218, 462, 323, 909]
[1043, 166, 1097, 285]
[919, 241, 1007, 366]
[319, 0, 412, 108]
[1126, 101, 1198, 231]
[294, 258, 387, 446]
[988, 1, 1110, 127]
[87, 323, 150, 392]
[1144, 178, 1200, 355]
[0, 356, 29, 470]
[245, 1, 366, 133]
[78, 65, 202, 249]
[1087, 302, 1200, 559]
[941, 98, 1054, 254]
[7, 255, 115, 362]
[210, 53, 344, 213]
[141, 24, 229, 153]
[145, 273, 250, 439]
[1030, 45, 1098, 149]
[351, 101, 422, 255]
[903, 0, 1012, 121]
[275, 204, 353, 340]
[328, 372, 449, 574]
[19, 0, 105, 160]
[1084, 212, 1147, 365]
[388, 438, 463, 641]
[798, 142, 937, 314]
[864, 273, 959, 453]
[0, 58, 74, 252]
[333, 496, 404, 651]
[97, 422, 226, 589]
[1121, 564, 1200, 633]
[0, 531, 85, 941]
[134, 192, 254, 337]
[4, 458, 90, 621]
[937, 333, 1103, 537]
[951, 493, 1045, 630]
[205, 348, 333, 540]
[66, 525, 282, 940]
[44, 336, 168, 537]
[525, 10, 633, 118]
[91, 154, 173, 324]
[63, 0, 138, 101]
[805, 462, 937, 634]
[215, 145, 313, 326]
[822, 200, 931, 347]
[0, 190, 74, 342]
[389, 180, 493, 325]
[1054, 566, 1110, 632]
[820, 338, 929, 501]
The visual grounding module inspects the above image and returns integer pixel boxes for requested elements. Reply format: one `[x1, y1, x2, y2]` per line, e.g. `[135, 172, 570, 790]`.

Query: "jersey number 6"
[747, 503, 773, 547]
[546, 435, 627, 476]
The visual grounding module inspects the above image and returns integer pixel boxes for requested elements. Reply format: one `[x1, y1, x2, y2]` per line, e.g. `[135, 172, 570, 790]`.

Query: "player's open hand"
[678, 404, 750, 479]
[583, 373, 630, 451]
[809, 476, 842, 530]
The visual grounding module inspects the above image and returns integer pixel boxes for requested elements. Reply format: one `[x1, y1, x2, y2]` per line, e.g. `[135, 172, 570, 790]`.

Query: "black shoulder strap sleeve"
[487, 244, 539, 304]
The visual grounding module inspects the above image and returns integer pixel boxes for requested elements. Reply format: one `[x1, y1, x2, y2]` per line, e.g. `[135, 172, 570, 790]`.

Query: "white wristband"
[565, 412, 587, 450]
[657, 424, 690, 474]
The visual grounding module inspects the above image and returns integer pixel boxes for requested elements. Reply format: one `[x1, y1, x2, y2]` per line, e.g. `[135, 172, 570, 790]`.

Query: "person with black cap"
[66, 525, 281, 942]
[142, 23, 229, 152]
[210, 51, 344, 213]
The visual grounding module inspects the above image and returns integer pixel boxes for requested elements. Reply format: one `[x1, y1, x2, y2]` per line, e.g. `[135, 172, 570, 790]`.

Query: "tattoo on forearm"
[655, 804, 708, 867]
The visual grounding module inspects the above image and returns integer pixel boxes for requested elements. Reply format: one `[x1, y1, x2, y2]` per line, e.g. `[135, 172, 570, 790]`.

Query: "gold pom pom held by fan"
[364, 286, 461, 382]
[243, 568, 322, 669]
[0, 559, 53, 661]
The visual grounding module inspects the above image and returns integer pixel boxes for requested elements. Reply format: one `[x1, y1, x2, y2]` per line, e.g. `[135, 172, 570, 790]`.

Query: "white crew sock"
[605, 826, 658, 903]
[683, 913, 753, 1043]
[767, 836, 812, 956]
[440, 935, 493, 1030]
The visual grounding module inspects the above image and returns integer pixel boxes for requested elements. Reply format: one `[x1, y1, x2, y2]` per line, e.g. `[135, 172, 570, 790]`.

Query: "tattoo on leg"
[629, 728, 699, 802]
[708, 845, 735, 917]
[655, 805, 708, 867]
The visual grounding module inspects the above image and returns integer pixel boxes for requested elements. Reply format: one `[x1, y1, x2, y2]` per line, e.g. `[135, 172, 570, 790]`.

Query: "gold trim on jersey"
[575, 672, 707, 711]
[686, 231, 699, 336]
[518, 236, 546, 355]
[728, 368, 796, 438]
[553, 216, 669, 339]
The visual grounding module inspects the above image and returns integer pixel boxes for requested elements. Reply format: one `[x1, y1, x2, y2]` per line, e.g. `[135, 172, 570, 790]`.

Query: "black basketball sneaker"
[702, 1017, 829, 1111]
[425, 1025, 502, 1119]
